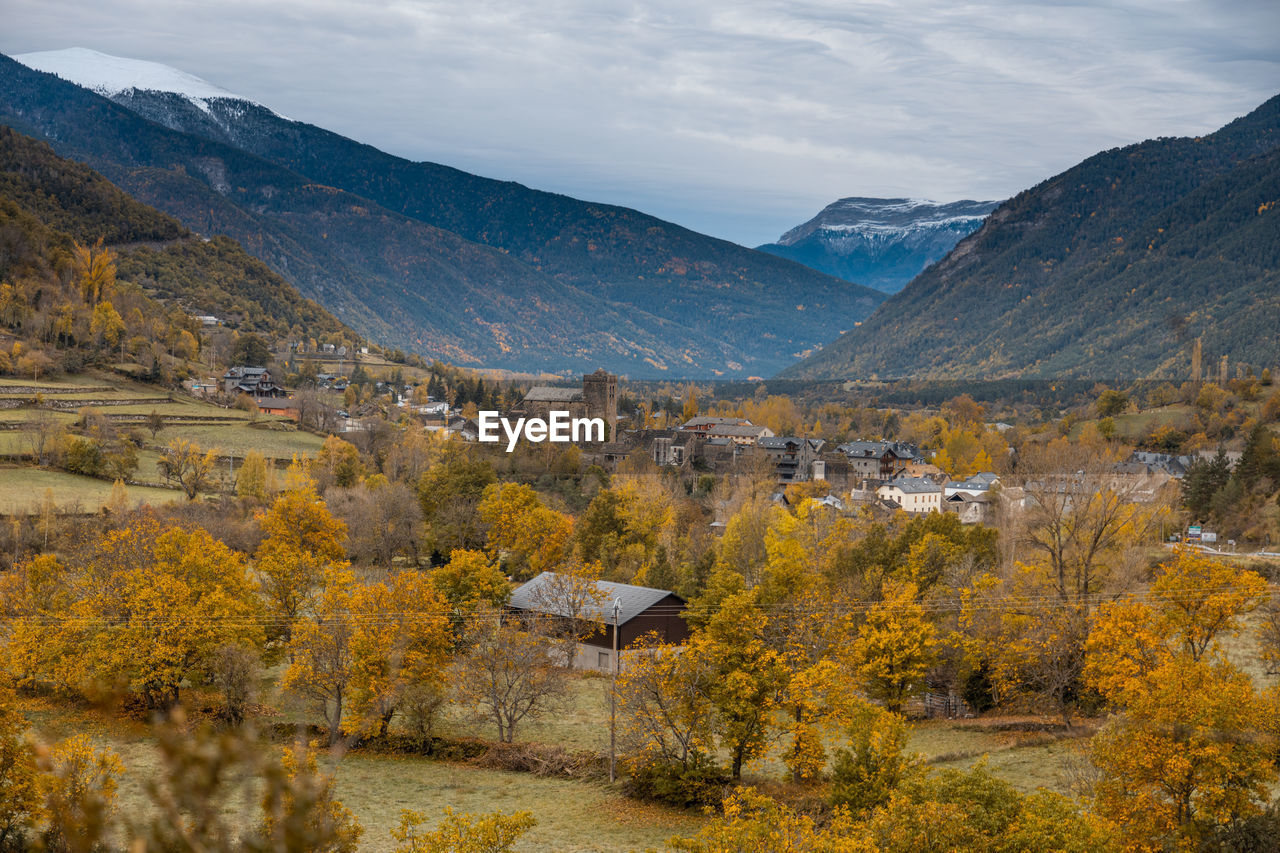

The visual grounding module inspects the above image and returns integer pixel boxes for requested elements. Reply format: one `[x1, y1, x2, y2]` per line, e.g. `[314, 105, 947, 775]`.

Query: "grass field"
[14, 676, 1102, 852]
[148, 422, 327, 460]
[17, 693, 704, 853]
[0, 466, 184, 513]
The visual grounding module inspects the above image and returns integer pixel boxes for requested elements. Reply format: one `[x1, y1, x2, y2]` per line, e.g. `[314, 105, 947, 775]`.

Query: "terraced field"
[0, 373, 329, 513]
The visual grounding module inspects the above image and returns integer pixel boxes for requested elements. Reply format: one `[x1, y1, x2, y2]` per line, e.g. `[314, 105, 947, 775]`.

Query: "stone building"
[512, 368, 618, 438]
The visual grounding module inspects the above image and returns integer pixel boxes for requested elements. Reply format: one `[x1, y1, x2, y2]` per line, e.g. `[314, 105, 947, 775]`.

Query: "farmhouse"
[508, 572, 690, 672]
[254, 397, 298, 420]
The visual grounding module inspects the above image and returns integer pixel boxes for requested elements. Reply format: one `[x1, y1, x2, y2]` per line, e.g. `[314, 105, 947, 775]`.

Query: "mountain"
[757, 198, 999, 293]
[4, 49, 885, 378]
[0, 124, 352, 342]
[784, 94, 1280, 381]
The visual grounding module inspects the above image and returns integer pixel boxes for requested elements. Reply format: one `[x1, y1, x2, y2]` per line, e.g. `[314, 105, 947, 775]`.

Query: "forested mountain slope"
[785, 94, 1280, 380]
[4, 50, 885, 377]
[0, 125, 351, 342]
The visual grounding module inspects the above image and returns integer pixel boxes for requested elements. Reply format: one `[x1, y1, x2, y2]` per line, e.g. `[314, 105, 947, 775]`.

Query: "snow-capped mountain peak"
[757, 197, 1002, 293]
[14, 47, 262, 115]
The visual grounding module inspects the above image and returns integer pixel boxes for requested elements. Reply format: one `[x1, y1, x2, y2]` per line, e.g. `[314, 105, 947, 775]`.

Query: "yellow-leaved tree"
[33, 523, 265, 709]
[158, 437, 220, 500]
[1085, 547, 1276, 849]
[283, 568, 358, 747]
[0, 690, 42, 847]
[255, 482, 349, 649]
[476, 482, 573, 578]
[852, 580, 936, 713]
[348, 571, 453, 738]
[427, 549, 510, 637]
[693, 588, 787, 780]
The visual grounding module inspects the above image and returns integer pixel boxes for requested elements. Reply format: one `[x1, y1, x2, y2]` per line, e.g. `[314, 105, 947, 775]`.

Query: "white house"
[944, 472, 1000, 499]
[877, 476, 943, 514]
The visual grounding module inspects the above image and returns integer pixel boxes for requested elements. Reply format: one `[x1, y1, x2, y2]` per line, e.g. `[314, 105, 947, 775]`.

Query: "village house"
[1127, 450, 1194, 479]
[647, 429, 707, 467]
[758, 436, 825, 483]
[223, 366, 285, 398]
[838, 440, 922, 482]
[876, 475, 944, 514]
[254, 397, 298, 420]
[944, 472, 1001, 498]
[679, 415, 752, 433]
[679, 416, 774, 446]
[944, 492, 994, 524]
[507, 573, 690, 672]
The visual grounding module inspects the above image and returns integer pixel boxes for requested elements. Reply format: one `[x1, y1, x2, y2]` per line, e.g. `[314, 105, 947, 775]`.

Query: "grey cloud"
[4, 0, 1278, 244]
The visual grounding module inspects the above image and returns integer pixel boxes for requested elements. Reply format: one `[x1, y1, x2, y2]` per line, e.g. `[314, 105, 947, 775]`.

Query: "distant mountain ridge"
[4, 48, 885, 378]
[784, 93, 1280, 381]
[758, 198, 999, 293]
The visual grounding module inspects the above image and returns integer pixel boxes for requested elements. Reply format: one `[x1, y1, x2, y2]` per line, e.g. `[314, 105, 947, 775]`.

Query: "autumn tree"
[454, 617, 565, 743]
[236, 451, 270, 502]
[0, 692, 41, 848]
[476, 483, 573, 578]
[310, 436, 364, 493]
[326, 479, 422, 567]
[1084, 548, 1277, 848]
[1084, 547, 1267, 703]
[73, 239, 116, 306]
[90, 301, 125, 350]
[72, 524, 264, 708]
[427, 550, 511, 637]
[524, 561, 608, 669]
[347, 572, 452, 738]
[257, 745, 362, 852]
[22, 407, 63, 466]
[828, 702, 918, 817]
[960, 566, 1090, 725]
[37, 734, 124, 853]
[255, 483, 349, 647]
[230, 332, 272, 367]
[1090, 657, 1277, 849]
[714, 499, 775, 586]
[417, 449, 496, 555]
[694, 589, 786, 779]
[852, 581, 936, 713]
[1016, 437, 1148, 603]
[158, 437, 219, 499]
[284, 569, 359, 747]
[616, 633, 718, 782]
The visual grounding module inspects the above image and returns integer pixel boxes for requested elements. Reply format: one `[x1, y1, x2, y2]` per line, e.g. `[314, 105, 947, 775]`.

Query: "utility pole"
[609, 596, 621, 784]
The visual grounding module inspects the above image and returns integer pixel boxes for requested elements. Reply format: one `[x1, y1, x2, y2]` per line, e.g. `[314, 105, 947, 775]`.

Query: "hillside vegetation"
[0, 126, 353, 344]
[787, 93, 1280, 380]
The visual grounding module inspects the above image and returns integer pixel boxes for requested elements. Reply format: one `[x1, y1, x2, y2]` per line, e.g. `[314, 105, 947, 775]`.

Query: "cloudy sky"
[5, 0, 1279, 245]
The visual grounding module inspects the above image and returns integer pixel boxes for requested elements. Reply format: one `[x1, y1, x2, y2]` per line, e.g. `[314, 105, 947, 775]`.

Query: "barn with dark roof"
[508, 572, 690, 671]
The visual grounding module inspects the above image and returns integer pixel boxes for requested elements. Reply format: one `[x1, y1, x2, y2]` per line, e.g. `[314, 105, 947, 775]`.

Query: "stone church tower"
[582, 368, 618, 437]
